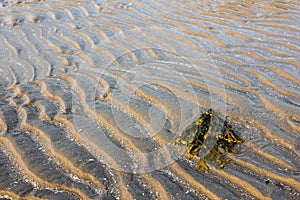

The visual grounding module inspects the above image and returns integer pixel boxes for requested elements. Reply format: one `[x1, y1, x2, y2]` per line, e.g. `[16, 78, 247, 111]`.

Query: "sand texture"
[0, 0, 299, 199]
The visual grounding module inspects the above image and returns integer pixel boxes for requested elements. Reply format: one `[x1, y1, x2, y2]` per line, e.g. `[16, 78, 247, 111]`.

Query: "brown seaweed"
[176, 109, 244, 172]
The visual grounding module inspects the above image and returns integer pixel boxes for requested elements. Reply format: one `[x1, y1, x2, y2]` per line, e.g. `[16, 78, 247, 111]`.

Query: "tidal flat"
[0, 0, 299, 199]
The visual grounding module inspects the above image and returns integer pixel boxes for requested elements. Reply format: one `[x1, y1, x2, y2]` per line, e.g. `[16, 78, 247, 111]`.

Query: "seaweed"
[175, 109, 244, 172]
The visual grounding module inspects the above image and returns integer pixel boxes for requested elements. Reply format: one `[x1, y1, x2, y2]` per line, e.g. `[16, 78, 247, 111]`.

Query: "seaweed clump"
[175, 109, 243, 172]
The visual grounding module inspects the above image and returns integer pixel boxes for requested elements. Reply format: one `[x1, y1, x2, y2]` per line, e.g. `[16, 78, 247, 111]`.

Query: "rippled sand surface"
[0, 0, 299, 199]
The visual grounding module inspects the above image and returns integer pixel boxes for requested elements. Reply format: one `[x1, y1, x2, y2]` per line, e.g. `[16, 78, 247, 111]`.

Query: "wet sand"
[0, 0, 299, 199]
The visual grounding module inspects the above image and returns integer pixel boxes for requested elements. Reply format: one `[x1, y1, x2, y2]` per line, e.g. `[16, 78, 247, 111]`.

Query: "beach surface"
[0, 0, 299, 199]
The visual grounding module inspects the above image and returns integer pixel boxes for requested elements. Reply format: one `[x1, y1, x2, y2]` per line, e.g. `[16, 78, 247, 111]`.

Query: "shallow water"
[0, 0, 299, 199]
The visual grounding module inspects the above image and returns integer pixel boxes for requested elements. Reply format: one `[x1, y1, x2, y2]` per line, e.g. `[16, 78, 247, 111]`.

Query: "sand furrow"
[0, 137, 90, 200]
[231, 156, 300, 193]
